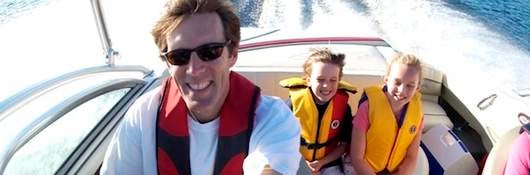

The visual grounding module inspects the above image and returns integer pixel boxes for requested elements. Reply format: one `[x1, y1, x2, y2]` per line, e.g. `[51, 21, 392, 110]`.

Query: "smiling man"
[100, 0, 301, 174]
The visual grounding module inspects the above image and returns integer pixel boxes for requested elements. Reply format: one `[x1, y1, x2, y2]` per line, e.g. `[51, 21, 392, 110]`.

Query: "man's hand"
[261, 165, 281, 175]
[308, 160, 323, 174]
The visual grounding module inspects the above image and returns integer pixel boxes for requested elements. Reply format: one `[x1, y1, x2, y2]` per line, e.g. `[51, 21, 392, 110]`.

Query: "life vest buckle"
[301, 138, 331, 150]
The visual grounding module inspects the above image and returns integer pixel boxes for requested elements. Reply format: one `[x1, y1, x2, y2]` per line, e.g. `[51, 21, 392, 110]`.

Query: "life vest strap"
[376, 169, 391, 175]
[300, 137, 338, 150]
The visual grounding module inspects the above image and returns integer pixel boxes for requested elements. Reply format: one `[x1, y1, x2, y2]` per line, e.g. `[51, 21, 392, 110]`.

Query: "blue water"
[2, 0, 529, 52]
[444, 0, 530, 52]
[1, 0, 530, 99]
[3, 0, 529, 52]
[231, 0, 530, 52]
[0, 0, 49, 24]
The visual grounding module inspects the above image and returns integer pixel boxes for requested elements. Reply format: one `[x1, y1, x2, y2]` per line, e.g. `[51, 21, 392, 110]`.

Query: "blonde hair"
[385, 52, 423, 87]
[152, 0, 240, 61]
[302, 48, 346, 80]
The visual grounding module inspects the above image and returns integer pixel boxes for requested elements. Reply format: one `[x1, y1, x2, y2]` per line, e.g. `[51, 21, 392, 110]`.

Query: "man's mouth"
[187, 81, 212, 91]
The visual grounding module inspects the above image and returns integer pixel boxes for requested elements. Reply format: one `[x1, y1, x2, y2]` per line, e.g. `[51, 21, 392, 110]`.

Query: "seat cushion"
[413, 146, 430, 175]
[482, 127, 521, 175]
[421, 64, 444, 99]
[422, 100, 453, 132]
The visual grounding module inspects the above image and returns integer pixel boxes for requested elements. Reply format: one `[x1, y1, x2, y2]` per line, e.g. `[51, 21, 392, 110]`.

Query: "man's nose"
[186, 53, 205, 74]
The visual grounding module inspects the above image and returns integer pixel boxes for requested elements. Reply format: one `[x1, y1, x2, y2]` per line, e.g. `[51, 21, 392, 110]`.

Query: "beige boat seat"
[421, 65, 453, 132]
[414, 146, 430, 175]
[481, 126, 520, 175]
[236, 64, 454, 133]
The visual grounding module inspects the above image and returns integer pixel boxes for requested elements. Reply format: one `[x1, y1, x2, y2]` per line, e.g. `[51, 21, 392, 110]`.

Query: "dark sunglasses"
[162, 40, 231, 65]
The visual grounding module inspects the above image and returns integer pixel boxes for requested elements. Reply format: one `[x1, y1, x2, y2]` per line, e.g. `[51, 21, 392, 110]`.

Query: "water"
[0, 0, 49, 24]
[232, 0, 530, 95]
[356, 0, 530, 102]
[0, 0, 103, 102]
[1, 0, 529, 101]
[444, 0, 530, 52]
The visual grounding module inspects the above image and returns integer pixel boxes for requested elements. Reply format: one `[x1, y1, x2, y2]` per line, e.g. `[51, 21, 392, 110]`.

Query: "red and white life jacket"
[156, 72, 260, 175]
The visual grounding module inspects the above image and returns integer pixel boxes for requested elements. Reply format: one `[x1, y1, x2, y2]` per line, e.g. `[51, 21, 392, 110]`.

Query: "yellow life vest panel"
[280, 77, 356, 161]
[363, 86, 423, 172]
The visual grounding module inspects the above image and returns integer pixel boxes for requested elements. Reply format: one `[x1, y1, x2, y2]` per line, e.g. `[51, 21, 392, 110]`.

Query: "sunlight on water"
[237, 0, 529, 92]
[237, 0, 380, 46]
[360, 0, 530, 92]
[0, 0, 168, 102]
[0, 0, 103, 102]
[2, 0, 528, 103]
[0, 0, 49, 24]
[234, 0, 530, 108]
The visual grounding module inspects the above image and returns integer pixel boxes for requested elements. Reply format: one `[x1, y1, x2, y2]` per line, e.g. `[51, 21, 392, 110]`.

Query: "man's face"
[165, 12, 236, 120]
[307, 62, 340, 104]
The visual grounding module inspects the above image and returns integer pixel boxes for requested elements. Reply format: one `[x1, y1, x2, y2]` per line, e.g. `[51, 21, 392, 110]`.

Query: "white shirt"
[100, 87, 301, 175]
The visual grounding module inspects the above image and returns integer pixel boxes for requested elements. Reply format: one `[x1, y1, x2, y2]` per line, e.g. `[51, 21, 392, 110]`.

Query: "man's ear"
[164, 61, 176, 78]
[228, 47, 238, 67]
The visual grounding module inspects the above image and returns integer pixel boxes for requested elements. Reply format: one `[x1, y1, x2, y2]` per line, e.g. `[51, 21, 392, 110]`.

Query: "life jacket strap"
[300, 137, 338, 150]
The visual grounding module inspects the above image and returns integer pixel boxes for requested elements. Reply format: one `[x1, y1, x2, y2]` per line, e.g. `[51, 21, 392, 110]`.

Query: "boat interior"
[2, 0, 528, 174]
[234, 37, 487, 174]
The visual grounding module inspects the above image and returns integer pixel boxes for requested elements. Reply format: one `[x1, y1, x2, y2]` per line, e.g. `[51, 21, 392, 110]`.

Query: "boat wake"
[234, 0, 530, 98]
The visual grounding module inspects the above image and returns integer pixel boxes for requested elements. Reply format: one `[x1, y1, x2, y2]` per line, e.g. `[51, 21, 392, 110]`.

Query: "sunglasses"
[162, 40, 231, 65]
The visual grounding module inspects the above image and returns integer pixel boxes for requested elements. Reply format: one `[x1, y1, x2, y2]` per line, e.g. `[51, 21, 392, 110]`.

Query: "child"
[280, 48, 357, 175]
[504, 113, 530, 175]
[350, 52, 424, 175]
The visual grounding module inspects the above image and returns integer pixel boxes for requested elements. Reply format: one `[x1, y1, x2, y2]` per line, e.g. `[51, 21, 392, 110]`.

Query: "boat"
[0, 0, 529, 174]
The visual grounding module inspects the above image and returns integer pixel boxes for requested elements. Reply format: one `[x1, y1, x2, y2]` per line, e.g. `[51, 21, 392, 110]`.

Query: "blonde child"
[280, 48, 357, 175]
[350, 52, 424, 175]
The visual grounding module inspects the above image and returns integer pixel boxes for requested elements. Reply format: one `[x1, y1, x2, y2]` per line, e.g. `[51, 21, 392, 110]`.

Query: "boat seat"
[481, 126, 520, 175]
[235, 70, 382, 112]
[235, 64, 454, 133]
[421, 64, 453, 132]
[414, 146, 430, 175]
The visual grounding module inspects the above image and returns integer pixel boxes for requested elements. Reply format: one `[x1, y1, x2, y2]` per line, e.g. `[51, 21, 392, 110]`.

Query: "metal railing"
[0, 79, 145, 173]
[90, 0, 118, 66]
[0, 65, 152, 121]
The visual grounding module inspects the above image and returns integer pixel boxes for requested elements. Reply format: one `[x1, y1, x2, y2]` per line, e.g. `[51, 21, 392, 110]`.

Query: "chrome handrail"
[0, 79, 145, 173]
[58, 75, 158, 174]
[0, 65, 152, 121]
[239, 37, 390, 52]
[90, 0, 118, 66]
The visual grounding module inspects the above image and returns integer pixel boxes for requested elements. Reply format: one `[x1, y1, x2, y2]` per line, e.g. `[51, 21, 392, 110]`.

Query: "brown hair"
[302, 48, 346, 80]
[385, 52, 423, 87]
[152, 0, 240, 60]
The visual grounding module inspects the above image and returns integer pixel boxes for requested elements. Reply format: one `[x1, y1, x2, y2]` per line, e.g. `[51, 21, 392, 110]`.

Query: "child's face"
[307, 62, 340, 104]
[385, 63, 420, 108]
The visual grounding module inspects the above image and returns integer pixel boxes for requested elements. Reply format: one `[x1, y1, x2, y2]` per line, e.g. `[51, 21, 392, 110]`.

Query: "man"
[100, 0, 301, 174]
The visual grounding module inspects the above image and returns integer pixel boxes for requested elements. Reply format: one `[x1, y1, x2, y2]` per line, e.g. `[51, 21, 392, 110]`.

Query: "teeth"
[189, 81, 210, 90]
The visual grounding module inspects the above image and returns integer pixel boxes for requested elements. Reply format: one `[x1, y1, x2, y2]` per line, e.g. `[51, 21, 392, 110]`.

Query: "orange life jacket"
[291, 88, 349, 161]
[280, 77, 357, 161]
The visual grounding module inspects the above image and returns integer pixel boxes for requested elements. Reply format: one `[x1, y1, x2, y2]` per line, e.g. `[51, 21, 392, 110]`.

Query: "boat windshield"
[3, 0, 529, 106]
[0, 0, 102, 102]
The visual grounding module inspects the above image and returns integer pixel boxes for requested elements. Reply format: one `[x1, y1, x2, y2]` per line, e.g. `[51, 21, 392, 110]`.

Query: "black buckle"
[301, 138, 327, 150]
